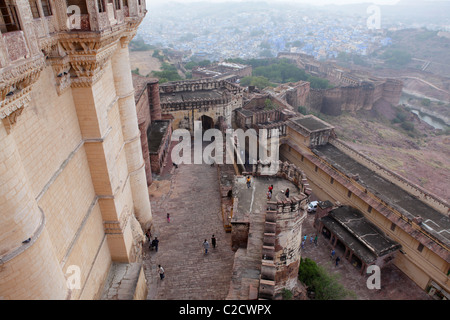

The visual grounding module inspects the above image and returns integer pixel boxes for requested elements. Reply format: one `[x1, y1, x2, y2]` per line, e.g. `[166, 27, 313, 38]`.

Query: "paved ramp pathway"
[144, 161, 235, 300]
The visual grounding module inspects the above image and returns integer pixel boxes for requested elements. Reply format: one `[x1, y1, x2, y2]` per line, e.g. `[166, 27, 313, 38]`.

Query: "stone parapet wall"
[159, 78, 242, 94]
[330, 139, 449, 216]
[251, 161, 312, 196]
[279, 141, 450, 295]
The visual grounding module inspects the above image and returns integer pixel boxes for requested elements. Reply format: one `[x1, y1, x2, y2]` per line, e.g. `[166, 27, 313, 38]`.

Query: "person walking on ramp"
[203, 239, 210, 254]
[158, 265, 165, 280]
[211, 235, 216, 249]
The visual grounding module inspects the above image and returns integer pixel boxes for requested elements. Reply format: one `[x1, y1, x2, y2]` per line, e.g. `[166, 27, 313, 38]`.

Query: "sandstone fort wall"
[0, 0, 150, 299]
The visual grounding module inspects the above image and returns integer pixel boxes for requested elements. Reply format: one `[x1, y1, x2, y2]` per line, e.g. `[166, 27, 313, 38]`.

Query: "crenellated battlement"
[250, 160, 312, 196]
[159, 78, 243, 94]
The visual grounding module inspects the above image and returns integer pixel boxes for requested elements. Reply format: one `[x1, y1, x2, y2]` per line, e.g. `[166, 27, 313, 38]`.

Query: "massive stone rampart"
[307, 79, 403, 115]
[277, 52, 403, 115]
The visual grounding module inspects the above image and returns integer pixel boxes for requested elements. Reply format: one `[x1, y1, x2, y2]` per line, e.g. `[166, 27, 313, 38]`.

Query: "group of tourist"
[146, 228, 219, 281]
[301, 234, 319, 249]
[266, 184, 290, 200]
[146, 229, 159, 252]
[203, 235, 217, 254]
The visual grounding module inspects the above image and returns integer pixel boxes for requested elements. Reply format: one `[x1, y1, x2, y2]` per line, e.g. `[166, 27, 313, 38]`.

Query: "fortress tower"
[228, 162, 310, 300]
[0, 0, 150, 299]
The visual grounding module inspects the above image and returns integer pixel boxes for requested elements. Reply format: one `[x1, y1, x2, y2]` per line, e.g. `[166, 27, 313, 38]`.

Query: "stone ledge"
[101, 262, 147, 300]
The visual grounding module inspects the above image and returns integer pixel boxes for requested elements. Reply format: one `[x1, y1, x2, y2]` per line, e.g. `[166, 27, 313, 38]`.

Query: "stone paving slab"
[143, 141, 431, 300]
[144, 161, 235, 300]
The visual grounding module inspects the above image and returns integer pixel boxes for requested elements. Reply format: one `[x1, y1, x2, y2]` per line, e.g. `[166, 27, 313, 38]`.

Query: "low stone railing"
[330, 139, 449, 217]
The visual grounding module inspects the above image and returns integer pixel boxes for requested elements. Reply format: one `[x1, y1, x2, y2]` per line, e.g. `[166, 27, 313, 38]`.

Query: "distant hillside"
[384, 29, 450, 64]
[370, 28, 450, 77]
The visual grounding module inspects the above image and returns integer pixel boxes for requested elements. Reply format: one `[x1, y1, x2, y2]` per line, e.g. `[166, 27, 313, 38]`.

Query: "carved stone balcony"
[2, 31, 29, 62]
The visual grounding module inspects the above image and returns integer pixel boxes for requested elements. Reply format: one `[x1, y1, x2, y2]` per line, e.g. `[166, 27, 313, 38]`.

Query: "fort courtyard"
[141, 144, 430, 300]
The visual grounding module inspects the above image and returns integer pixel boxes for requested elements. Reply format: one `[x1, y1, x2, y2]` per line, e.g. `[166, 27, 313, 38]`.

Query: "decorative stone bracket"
[54, 27, 139, 88]
[47, 52, 72, 95]
[0, 58, 45, 133]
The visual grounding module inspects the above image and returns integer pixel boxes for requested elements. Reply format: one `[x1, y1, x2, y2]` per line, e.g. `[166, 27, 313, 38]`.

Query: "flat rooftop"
[321, 206, 401, 264]
[219, 62, 248, 69]
[235, 108, 254, 117]
[289, 115, 334, 133]
[232, 176, 301, 222]
[313, 143, 450, 248]
[160, 88, 228, 105]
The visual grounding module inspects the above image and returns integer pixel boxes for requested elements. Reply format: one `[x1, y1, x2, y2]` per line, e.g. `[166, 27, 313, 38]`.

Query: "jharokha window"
[41, 0, 52, 16]
[97, 0, 105, 13]
[0, 0, 21, 33]
[29, 0, 40, 19]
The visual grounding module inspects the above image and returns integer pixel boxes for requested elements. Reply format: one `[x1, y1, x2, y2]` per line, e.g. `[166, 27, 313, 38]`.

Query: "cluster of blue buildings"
[137, 3, 393, 62]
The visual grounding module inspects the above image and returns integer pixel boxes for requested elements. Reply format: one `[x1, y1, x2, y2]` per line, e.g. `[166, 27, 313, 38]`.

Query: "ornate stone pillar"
[0, 121, 68, 299]
[111, 38, 152, 231]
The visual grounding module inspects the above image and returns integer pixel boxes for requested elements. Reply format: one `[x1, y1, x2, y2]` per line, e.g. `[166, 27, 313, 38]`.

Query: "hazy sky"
[146, 0, 403, 5]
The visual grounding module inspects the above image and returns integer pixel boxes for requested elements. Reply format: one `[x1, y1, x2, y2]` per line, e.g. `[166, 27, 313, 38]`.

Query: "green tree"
[298, 106, 308, 115]
[298, 258, 321, 286]
[129, 39, 154, 51]
[151, 63, 182, 83]
[184, 61, 198, 70]
[184, 60, 211, 70]
[264, 98, 275, 110]
[401, 121, 415, 131]
[337, 52, 352, 63]
[290, 40, 304, 48]
[259, 41, 271, 50]
[281, 289, 293, 300]
[259, 49, 274, 58]
[298, 258, 352, 300]
[308, 76, 333, 89]
[152, 50, 165, 62]
[240, 76, 274, 90]
[381, 49, 412, 67]
[197, 60, 212, 67]
[311, 270, 347, 300]
[421, 98, 431, 107]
